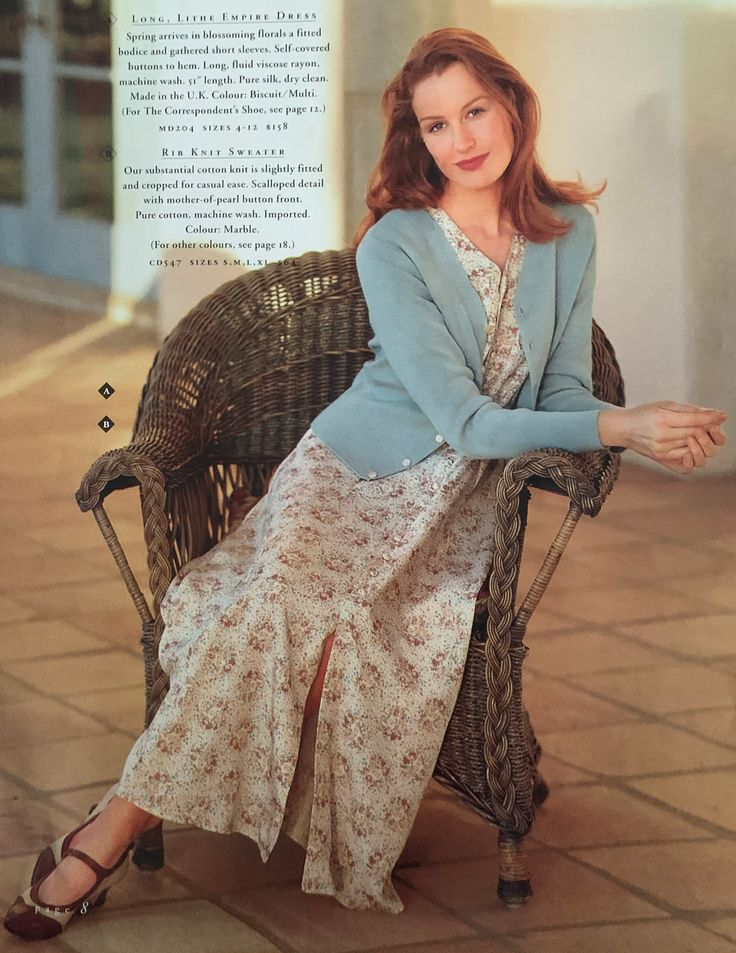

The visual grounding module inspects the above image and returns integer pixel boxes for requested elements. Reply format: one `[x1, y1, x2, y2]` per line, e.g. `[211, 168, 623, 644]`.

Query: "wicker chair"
[75, 247, 625, 906]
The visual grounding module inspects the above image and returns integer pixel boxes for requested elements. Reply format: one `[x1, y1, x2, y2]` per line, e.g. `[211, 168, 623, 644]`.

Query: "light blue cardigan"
[309, 201, 621, 480]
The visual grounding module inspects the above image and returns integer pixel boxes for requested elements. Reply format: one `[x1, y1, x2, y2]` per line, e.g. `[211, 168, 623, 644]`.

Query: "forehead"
[412, 62, 491, 112]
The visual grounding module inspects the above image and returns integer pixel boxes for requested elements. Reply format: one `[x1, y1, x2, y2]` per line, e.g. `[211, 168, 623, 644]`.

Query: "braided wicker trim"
[76, 450, 173, 727]
[481, 447, 621, 833]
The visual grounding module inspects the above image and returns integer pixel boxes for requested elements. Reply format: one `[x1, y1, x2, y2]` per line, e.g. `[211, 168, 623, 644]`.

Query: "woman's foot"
[35, 796, 160, 907]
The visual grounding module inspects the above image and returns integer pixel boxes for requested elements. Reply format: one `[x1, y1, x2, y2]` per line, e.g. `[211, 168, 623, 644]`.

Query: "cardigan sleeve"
[536, 218, 623, 417]
[355, 230, 610, 460]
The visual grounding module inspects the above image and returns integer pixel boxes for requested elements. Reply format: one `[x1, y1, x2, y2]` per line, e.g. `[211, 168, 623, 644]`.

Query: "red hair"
[352, 27, 606, 247]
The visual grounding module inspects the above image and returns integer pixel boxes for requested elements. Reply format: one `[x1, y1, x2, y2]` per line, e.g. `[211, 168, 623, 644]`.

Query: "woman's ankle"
[104, 796, 160, 841]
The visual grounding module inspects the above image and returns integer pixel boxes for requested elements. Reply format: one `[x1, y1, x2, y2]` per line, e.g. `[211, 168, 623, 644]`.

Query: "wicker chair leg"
[532, 772, 550, 806]
[497, 829, 532, 905]
[522, 705, 550, 807]
[132, 820, 165, 871]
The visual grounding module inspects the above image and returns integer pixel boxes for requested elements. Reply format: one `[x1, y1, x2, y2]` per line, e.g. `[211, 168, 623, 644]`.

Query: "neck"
[438, 182, 510, 236]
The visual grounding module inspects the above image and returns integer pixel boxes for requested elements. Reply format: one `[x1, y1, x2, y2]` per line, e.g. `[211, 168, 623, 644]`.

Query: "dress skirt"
[115, 206, 529, 914]
[114, 429, 508, 914]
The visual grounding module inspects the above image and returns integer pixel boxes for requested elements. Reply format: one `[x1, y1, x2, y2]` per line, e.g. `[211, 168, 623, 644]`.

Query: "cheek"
[483, 116, 505, 141]
[424, 140, 449, 166]
[493, 116, 515, 152]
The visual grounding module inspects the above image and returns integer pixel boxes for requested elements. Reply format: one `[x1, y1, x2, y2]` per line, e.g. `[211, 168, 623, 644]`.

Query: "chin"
[448, 173, 501, 193]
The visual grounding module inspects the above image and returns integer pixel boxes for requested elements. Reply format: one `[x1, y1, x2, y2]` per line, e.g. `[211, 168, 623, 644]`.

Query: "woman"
[5, 27, 726, 939]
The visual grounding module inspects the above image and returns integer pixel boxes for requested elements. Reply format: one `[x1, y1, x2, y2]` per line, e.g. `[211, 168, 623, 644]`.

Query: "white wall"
[455, 1, 736, 473]
[342, 0, 454, 233]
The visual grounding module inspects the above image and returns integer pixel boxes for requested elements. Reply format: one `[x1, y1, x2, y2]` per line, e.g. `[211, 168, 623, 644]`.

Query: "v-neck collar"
[417, 207, 557, 402]
[427, 206, 520, 276]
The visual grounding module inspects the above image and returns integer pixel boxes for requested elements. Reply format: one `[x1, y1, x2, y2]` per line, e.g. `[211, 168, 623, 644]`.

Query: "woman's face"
[412, 61, 515, 202]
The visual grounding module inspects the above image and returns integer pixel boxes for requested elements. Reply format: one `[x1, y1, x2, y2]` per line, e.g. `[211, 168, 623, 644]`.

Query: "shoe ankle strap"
[65, 843, 130, 878]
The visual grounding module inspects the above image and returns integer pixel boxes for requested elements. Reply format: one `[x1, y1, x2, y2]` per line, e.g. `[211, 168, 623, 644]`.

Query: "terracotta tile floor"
[1, 293, 735, 952]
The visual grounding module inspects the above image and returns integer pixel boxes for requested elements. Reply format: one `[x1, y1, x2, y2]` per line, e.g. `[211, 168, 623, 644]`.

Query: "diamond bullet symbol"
[98, 382, 115, 399]
[98, 416, 115, 432]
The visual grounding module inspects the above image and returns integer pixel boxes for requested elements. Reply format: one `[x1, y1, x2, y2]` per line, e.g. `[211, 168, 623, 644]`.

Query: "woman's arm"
[356, 227, 726, 471]
[355, 230, 607, 459]
[535, 224, 619, 417]
[532, 215, 727, 471]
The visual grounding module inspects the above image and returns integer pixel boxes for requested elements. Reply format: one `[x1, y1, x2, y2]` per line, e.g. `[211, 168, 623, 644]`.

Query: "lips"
[456, 153, 488, 170]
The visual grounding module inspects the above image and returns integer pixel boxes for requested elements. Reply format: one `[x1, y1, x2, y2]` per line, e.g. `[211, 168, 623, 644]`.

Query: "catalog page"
[1, 2, 733, 950]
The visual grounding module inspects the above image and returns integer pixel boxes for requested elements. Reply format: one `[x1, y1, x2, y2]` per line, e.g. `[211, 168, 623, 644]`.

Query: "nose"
[453, 123, 475, 153]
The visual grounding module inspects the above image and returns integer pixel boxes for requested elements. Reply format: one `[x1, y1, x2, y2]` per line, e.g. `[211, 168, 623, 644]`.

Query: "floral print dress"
[115, 207, 529, 914]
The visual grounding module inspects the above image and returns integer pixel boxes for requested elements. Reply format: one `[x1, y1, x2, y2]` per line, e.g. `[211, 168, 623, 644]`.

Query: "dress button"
[402, 458, 411, 467]
[367, 470, 378, 479]
[435, 434, 444, 443]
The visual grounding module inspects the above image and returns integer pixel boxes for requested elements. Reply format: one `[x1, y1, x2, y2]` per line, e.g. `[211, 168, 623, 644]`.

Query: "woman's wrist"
[597, 409, 629, 452]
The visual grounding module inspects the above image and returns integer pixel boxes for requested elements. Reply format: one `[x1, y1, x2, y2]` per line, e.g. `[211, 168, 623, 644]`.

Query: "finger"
[655, 436, 694, 450]
[658, 452, 694, 475]
[686, 435, 705, 467]
[657, 401, 707, 412]
[692, 428, 718, 459]
[659, 445, 692, 460]
[708, 427, 726, 446]
[687, 434, 706, 467]
[660, 402, 727, 416]
[664, 410, 727, 430]
[679, 449, 695, 474]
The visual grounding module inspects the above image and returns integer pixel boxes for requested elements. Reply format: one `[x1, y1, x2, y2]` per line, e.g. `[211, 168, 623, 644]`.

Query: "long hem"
[300, 877, 405, 914]
[115, 687, 408, 915]
[114, 778, 405, 914]
[114, 780, 275, 863]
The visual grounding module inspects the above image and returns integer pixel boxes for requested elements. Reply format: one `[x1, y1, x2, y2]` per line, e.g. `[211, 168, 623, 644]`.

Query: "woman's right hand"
[598, 401, 727, 474]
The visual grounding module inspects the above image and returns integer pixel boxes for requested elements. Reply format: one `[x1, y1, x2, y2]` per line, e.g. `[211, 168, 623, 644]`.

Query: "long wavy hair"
[352, 27, 606, 248]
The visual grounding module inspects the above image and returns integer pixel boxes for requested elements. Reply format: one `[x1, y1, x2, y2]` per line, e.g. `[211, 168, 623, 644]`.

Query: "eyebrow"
[417, 94, 492, 123]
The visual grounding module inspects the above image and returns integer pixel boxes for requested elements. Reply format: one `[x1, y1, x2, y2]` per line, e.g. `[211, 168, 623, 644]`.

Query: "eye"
[468, 107, 486, 118]
[427, 121, 444, 134]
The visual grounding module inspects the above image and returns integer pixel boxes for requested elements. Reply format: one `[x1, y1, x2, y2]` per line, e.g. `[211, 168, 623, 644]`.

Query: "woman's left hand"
[666, 424, 726, 473]
[685, 424, 726, 469]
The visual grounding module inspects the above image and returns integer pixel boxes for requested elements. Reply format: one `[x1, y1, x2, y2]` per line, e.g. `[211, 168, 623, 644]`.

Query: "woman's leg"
[34, 794, 161, 906]
[303, 629, 336, 721]
[36, 626, 336, 906]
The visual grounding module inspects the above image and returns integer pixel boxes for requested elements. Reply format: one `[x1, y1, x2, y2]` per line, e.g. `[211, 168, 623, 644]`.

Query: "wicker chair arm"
[507, 446, 621, 517]
[75, 444, 175, 615]
[74, 424, 212, 511]
[75, 446, 165, 512]
[483, 445, 620, 675]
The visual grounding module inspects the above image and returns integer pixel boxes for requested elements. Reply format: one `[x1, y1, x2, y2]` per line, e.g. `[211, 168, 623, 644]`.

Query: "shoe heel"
[77, 890, 108, 918]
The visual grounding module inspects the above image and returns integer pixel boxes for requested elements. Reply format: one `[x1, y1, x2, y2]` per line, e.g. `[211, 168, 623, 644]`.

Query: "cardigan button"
[367, 470, 378, 479]
[402, 458, 411, 467]
[434, 434, 444, 443]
